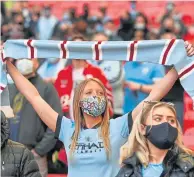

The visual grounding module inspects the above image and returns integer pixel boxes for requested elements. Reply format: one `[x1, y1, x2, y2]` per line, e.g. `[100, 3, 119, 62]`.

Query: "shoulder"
[4, 140, 32, 159]
[87, 63, 102, 73]
[44, 81, 57, 93]
[116, 154, 140, 177]
[55, 115, 75, 140]
[58, 66, 72, 76]
[116, 164, 134, 177]
[35, 76, 55, 93]
[176, 152, 194, 173]
[110, 112, 132, 125]
[7, 140, 26, 150]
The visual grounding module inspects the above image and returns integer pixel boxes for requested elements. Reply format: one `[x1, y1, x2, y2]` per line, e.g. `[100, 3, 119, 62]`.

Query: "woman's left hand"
[185, 41, 194, 56]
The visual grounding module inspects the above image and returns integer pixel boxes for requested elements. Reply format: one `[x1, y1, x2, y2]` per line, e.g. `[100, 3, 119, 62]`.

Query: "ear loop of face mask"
[101, 98, 107, 117]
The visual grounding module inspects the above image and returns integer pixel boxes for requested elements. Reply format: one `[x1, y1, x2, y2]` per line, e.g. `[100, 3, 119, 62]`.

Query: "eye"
[85, 91, 92, 95]
[169, 119, 175, 124]
[154, 117, 161, 122]
[99, 91, 104, 96]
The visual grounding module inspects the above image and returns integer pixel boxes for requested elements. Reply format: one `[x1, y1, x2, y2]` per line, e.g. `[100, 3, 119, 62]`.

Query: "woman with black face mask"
[116, 101, 194, 177]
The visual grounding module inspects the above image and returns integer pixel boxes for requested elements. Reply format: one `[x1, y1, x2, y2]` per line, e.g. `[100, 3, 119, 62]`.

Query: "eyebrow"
[153, 114, 176, 118]
[84, 89, 104, 92]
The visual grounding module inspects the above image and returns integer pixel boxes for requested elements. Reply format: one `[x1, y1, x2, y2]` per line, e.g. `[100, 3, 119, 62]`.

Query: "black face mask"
[145, 122, 178, 149]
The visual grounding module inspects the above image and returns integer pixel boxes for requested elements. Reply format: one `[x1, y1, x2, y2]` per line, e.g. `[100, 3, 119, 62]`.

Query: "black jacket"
[1, 111, 41, 177]
[8, 75, 63, 156]
[116, 146, 194, 177]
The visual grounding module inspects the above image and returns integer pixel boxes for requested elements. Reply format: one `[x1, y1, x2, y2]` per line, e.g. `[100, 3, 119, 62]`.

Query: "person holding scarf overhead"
[54, 35, 114, 119]
[5, 41, 194, 177]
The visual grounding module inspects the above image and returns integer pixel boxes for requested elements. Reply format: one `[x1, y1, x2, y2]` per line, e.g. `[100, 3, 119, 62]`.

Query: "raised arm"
[132, 41, 194, 119]
[132, 67, 178, 118]
[6, 60, 58, 132]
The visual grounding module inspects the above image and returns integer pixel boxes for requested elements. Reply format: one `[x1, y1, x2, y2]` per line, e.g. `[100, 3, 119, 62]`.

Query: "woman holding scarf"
[6, 41, 194, 177]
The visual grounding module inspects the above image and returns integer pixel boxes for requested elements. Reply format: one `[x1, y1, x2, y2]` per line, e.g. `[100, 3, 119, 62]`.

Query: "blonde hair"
[70, 78, 111, 160]
[120, 102, 194, 166]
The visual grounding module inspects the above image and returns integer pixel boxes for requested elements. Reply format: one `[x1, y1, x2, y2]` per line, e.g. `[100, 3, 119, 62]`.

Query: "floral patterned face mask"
[80, 96, 107, 117]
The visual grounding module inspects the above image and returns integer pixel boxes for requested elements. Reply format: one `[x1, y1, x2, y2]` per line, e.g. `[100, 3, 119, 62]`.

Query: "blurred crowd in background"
[1, 1, 194, 176]
[1, 1, 194, 42]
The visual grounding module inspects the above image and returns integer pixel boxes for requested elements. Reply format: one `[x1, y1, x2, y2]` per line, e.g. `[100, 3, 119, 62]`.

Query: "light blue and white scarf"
[1, 39, 194, 108]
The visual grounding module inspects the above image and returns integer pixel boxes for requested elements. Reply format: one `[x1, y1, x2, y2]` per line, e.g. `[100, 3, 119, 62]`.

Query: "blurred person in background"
[9, 1, 23, 19]
[123, 62, 165, 113]
[160, 2, 187, 38]
[54, 35, 113, 119]
[52, 20, 71, 40]
[133, 13, 149, 40]
[1, 2, 34, 40]
[103, 19, 122, 41]
[160, 17, 176, 36]
[21, 4, 41, 39]
[1, 109, 41, 177]
[52, 7, 76, 40]
[184, 24, 194, 45]
[9, 13, 26, 39]
[65, 7, 78, 24]
[132, 29, 146, 41]
[37, 58, 67, 84]
[1, 22, 11, 41]
[8, 58, 62, 177]
[28, 12, 39, 39]
[118, 11, 134, 41]
[93, 5, 111, 33]
[81, 3, 90, 22]
[37, 6, 58, 40]
[1, 1, 7, 26]
[98, 5, 111, 24]
[147, 29, 159, 40]
[72, 18, 91, 39]
[31, 5, 41, 19]
[129, 0, 139, 20]
[80, 3, 102, 37]
[11, 2, 35, 39]
[92, 33, 125, 118]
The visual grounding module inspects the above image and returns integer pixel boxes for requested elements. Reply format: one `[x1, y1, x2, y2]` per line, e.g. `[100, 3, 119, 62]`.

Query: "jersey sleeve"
[111, 112, 133, 138]
[55, 115, 73, 143]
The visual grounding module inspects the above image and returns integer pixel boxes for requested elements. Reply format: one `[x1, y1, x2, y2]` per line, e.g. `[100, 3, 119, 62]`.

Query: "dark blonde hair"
[70, 78, 111, 160]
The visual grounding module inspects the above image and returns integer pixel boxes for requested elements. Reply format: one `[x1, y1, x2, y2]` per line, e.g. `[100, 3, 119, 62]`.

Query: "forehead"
[74, 38, 83, 41]
[84, 80, 104, 91]
[93, 35, 108, 41]
[152, 106, 175, 117]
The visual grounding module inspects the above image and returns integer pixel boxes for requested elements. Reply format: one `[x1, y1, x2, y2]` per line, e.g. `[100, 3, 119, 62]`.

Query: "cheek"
[81, 94, 90, 100]
[145, 117, 152, 125]
[171, 123, 177, 128]
[81, 95, 86, 100]
[172, 125, 177, 128]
